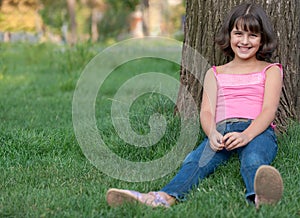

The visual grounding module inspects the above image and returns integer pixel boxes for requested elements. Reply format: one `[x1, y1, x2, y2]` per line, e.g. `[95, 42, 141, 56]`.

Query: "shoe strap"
[150, 192, 170, 207]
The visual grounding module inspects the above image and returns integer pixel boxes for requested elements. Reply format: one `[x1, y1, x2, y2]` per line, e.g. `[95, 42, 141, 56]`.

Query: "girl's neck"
[222, 58, 267, 74]
[231, 56, 260, 66]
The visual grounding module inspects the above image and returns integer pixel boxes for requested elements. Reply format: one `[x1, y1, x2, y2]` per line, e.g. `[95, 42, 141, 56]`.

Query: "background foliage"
[39, 0, 140, 37]
[0, 0, 185, 42]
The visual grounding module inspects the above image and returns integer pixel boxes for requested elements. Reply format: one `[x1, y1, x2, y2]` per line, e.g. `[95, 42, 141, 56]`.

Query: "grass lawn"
[0, 42, 299, 218]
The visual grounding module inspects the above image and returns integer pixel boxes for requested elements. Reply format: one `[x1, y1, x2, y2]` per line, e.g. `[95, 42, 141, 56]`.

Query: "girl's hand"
[209, 130, 224, 152]
[222, 132, 250, 151]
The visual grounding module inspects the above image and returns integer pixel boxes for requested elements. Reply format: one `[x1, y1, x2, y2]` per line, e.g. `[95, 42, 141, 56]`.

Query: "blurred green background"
[0, 0, 186, 44]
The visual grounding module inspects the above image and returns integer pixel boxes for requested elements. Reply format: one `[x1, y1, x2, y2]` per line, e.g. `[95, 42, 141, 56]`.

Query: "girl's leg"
[160, 137, 232, 201]
[106, 138, 231, 207]
[237, 127, 278, 203]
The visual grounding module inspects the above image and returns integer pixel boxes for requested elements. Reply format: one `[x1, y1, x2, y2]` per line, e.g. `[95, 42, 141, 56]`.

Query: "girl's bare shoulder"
[213, 64, 228, 74]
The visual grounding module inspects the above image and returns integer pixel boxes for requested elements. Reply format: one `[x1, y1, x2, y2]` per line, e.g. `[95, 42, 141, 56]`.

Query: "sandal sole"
[254, 165, 283, 207]
[106, 188, 141, 207]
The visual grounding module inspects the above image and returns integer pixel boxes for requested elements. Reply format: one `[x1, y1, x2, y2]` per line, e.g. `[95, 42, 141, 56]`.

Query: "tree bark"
[67, 0, 77, 44]
[91, 7, 99, 42]
[89, 0, 106, 42]
[176, 0, 300, 133]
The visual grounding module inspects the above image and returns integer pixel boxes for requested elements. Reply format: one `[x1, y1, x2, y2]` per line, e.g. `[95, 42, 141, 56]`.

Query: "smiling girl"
[106, 3, 284, 209]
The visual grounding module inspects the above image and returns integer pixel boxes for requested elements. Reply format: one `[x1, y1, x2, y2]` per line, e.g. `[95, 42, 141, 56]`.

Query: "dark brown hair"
[215, 3, 277, 62]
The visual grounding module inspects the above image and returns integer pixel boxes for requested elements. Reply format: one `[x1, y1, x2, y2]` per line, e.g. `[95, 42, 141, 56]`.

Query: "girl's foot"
[254, 165, 283, 209]
[106, 188, 173, 208]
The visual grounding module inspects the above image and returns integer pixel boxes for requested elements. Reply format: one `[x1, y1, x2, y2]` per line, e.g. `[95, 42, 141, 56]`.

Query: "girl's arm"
[224, 65, 283, 150]
[200, 68, 224, 151]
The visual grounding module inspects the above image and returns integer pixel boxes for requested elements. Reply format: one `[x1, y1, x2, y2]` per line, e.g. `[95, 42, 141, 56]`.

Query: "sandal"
[254, 165, 283, 209]
[148, 191, 171, 208]
[106, 188, 170, 208]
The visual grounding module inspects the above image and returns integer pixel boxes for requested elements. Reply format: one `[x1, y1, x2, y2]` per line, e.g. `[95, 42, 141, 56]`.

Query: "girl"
[106, 3, 284, 209]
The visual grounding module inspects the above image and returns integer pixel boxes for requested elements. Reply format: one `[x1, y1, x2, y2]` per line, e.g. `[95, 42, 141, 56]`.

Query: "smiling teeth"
[238, 46, 250, 49]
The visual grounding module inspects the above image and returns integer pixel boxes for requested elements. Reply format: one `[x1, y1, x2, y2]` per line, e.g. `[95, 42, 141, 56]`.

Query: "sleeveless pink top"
[213, 63, 283, 123]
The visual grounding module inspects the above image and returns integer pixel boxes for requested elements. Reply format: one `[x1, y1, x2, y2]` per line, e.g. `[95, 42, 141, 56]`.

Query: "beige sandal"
[254, 165, 283, 209]
[106, 188, 170, 208]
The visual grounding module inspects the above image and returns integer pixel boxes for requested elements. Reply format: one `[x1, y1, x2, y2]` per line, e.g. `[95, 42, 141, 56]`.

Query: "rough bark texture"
[176, 0, 300, 133]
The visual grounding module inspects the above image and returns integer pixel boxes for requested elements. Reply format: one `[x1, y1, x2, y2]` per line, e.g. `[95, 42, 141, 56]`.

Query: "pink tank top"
[213, 63, 283, 123]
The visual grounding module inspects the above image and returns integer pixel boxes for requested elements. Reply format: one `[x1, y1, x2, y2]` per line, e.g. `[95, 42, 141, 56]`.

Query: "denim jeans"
[160, 120, 278, 202]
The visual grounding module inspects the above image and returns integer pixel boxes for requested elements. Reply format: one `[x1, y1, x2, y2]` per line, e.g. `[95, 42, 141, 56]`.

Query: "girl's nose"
[241, 35, 249, 44]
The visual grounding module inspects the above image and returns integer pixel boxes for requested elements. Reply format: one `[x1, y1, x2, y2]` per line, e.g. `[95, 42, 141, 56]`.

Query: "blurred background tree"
[98, 0, 139, 42]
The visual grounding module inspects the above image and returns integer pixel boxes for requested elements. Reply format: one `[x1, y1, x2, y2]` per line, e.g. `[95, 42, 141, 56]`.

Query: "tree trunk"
[145, 0, 168, 36]
[89, 0, 106, 43]
[141, 0, 150, 35]
[67, 0, 77, 44]
[91, 7, 99, 42]
[176, 0, 300, 133]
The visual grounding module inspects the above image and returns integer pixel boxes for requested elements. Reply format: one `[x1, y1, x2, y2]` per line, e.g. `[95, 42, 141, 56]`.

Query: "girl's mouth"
[238, 46, 252, 52]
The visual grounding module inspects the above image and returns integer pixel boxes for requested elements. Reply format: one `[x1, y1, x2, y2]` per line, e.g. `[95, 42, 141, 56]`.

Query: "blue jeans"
[160, 120, 278, 202]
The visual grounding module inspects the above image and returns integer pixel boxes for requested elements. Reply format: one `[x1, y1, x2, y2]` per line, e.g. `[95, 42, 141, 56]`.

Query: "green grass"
[0, 43, 299, 218]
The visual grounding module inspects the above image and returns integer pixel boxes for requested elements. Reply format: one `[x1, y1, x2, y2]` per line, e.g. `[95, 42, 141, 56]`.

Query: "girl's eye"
[250, 34, 258, 37]
[235, 32, 242, 35]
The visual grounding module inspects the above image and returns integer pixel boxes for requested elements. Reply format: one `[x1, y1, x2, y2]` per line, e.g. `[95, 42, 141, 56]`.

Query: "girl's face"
[230, 24, 262, 61]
